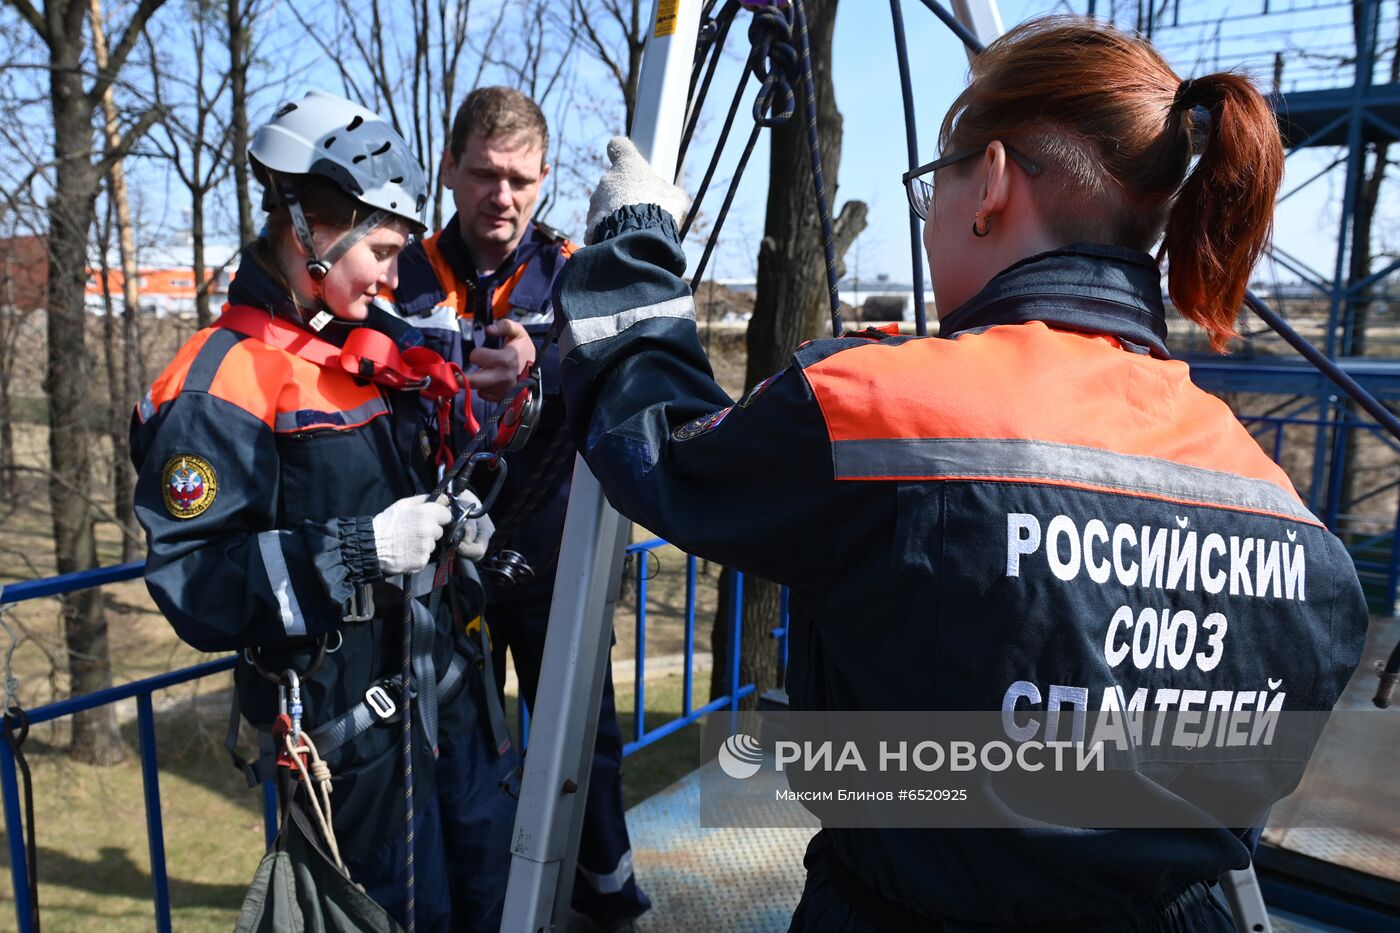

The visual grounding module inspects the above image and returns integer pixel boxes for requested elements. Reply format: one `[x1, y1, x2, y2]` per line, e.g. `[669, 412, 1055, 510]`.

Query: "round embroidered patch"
[162, 454, 218, 519]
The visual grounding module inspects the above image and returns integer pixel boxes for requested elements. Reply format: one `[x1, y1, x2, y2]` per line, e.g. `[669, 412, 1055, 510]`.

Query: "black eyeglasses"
[901, 146, 1042, 221]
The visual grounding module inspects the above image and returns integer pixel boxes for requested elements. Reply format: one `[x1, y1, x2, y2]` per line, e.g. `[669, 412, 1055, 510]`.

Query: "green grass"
[0, 671, 715, 931]
[0, 706, 268, 931]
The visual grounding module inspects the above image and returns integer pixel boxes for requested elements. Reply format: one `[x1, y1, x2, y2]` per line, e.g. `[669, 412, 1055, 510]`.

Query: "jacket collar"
[937, 243, 1171, 358]
[438, 213, 541, 285]
[227, 243, 421, 350]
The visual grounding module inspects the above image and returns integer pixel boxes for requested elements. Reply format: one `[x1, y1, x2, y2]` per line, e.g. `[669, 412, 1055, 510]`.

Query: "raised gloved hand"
[372, 494, 451, 576]
[454, 489, 496, 562]
[584, 136, 693, 245]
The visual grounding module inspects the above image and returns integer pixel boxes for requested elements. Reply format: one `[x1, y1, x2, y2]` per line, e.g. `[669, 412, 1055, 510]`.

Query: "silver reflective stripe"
[559, 296, 694, 357]
[258, 531, 308, 636]
[138, 390, 156, 423]
[273, 396, 390, 433]
[577, 848, 635, 895]
[399, 301, 461, 334]
[832, 436, 1318, 523]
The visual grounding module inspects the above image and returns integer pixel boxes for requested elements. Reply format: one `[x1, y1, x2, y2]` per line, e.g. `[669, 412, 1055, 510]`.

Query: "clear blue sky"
[662, 0, 1364, 287]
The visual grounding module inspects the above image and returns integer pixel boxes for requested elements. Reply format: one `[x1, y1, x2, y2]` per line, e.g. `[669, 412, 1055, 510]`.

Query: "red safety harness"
[217, 304, 475, 467]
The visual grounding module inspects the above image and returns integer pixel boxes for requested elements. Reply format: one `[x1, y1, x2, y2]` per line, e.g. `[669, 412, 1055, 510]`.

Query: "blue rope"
[401, 592, 415, 933]
[888, 0, 929, 336]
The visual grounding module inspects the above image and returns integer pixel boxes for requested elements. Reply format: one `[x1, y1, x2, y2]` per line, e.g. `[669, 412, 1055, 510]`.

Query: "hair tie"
[1172, 77, 1199, 112]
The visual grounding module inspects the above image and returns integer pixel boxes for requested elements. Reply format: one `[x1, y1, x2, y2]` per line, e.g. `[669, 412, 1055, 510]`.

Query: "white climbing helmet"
[250, 89, 428, 231]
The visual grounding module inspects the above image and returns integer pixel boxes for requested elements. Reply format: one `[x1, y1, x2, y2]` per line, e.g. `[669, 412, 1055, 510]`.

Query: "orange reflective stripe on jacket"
[422, 231, 471, 317]
[803, 322, 1314, 524]
[149, 325, 388, 434]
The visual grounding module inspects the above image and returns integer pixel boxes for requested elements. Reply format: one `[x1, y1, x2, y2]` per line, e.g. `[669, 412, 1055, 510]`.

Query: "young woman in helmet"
[131, 90, 522, 931]
[553, 16, 1368, 932]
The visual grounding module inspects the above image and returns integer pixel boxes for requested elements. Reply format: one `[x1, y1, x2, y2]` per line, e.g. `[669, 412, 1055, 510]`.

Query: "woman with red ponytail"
[557, 15, 1367, 931]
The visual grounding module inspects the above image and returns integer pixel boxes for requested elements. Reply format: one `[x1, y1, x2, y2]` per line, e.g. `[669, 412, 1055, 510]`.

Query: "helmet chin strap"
[274, 173, 389, 332]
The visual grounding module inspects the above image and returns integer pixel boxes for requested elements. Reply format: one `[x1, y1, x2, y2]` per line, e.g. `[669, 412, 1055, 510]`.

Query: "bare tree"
[287, 0, 459, 226]
[89, 0, 146, 562]
[3, 0, 168, 765]
[228, 0, 256, 244]
[570, 0, 645, 133]
[710, 0, 867, 706]
[147, 0, 233, 327]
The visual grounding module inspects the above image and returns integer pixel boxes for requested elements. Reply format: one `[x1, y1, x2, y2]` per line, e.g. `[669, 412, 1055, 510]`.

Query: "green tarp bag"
[234, 792, 403, 933]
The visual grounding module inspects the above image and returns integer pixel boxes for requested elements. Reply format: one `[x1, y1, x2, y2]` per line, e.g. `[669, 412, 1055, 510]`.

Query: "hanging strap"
[473, 608, 513, 758]
[217, 305, 465, 402]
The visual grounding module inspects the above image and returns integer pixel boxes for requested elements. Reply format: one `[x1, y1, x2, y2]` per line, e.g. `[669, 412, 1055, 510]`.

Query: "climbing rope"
[400, 588, 416, 933]
[680, 0, 845, 337]
[281, 730, 345, 871]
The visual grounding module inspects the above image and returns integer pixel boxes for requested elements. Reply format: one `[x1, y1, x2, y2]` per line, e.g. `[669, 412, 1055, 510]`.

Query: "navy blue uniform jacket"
[553, 205, 1369, 927]
[393, 217, 577, 588]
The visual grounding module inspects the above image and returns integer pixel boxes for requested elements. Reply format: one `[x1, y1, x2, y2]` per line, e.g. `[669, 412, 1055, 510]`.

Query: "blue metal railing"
[515, 537, 772, 755]
[0, 536, 776, 931]
[1237, 410, 1400, 613]
[2, 561, 283, 933]
[624, 537, 756, 755]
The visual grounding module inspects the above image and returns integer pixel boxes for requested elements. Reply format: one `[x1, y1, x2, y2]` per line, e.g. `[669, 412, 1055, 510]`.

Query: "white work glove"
[453, 489, 496, 562]
[584, 137, 693, 245]
[372, 494, 452, 576]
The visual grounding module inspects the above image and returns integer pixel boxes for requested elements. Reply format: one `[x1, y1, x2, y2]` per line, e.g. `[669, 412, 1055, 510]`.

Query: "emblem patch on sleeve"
[672, 406, 733, 441]
[739, 370, 784, 408]
[162, 454, 218, 518]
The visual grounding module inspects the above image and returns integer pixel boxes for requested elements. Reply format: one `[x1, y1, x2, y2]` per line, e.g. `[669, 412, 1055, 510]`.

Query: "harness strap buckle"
[364, 682, 399, 722]
[343, 584, 375, 623]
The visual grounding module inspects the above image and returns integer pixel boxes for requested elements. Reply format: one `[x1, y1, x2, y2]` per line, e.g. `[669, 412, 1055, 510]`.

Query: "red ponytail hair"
[941, 16, 1284, 352]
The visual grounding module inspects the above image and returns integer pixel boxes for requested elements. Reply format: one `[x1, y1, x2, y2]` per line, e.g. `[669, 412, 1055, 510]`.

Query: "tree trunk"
[228, 0, 256, 245]
[0, 288, 18, 506]
[192, 189, 211, 327]
[709, 0, 865, 706]
[46, 47, 125, 766]
[744, 0, 865, 384]
[0, 318, 14, 506]
[622, 0, 643, 134]
[90, 0, 140, 561]
[98, 203, 122, 532]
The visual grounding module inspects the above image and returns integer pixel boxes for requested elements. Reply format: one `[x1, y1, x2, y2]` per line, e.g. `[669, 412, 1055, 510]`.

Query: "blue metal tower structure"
[1088, 0, 1400, 613]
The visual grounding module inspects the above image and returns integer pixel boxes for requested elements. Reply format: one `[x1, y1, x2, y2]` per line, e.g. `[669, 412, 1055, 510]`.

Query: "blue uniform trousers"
[347, 654, 520, 931]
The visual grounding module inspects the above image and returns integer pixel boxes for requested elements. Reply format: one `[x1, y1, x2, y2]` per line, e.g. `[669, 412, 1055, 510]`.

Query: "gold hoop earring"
[972, 214, 991, 238]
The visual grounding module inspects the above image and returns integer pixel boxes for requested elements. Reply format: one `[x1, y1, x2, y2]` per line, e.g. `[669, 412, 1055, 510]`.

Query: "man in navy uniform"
[391, 86, 650, 931]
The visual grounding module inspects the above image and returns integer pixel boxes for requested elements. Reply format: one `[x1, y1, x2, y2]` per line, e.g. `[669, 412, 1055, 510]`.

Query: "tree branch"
[830, 200, 869, 281]
[3, 0, 46, 41]
[87, 0, 169, 106]
[93, 105, 163, 177]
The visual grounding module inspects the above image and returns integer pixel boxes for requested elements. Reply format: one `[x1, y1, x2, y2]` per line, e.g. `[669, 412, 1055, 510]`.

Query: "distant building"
[0, 235, 48, 312]
[85, 242, 242, 317]
[0, 235, 242, 317]
[718, 276, 931, 323]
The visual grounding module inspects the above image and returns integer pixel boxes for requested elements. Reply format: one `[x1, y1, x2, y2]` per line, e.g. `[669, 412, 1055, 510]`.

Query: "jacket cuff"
[339, 515, 383, 585]
[593, 204, 681, 245]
